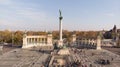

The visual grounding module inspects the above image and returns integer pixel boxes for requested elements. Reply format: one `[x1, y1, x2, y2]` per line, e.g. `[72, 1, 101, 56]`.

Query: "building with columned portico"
[22, 32, 53, 50]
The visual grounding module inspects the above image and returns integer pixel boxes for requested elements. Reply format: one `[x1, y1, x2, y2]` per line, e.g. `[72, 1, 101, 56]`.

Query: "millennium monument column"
[58, 10, 63, 47]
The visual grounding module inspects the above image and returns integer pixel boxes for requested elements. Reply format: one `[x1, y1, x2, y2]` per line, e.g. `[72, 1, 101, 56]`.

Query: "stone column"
[40, 38, 41, 44]
[44, 38, 45, 44]
[59, 18, 62, 41]
[0, 45, 3, 55]
[72, 34, 76, 46]
[47, 33, 52, 45]
[96, 35, 101, 50]
[58, 10, 63, 47]
[37, 38, 39, 44]
[81, 39, 84, 47]
[22, 32, 27, 48]
[30, 38, 32, 44]
[27, 38, 30, 45]
[32, 38, 34, 44]
[72, 34, 76, 43]
[34, 38, 35, 45]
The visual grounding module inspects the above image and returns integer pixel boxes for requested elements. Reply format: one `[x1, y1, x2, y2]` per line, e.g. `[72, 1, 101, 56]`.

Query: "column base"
[58, 40, 63, 47]
[96, 47, 101, 50]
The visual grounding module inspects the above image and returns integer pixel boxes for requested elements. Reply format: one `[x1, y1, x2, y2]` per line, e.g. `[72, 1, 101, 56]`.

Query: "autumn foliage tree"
[0, 30, 99, 46]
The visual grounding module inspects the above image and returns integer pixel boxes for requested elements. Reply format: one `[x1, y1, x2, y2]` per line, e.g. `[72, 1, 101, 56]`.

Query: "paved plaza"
[0, 49, 49, 67]
[0, 48, 120, 67]
[68, 48, 120, 67]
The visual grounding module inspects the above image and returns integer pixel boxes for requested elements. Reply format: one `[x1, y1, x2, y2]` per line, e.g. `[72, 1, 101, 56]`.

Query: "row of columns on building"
[76, 39, 97, 49]
[77, 39, 96, 45]
[22, 33, 53, 48]
[27, 38, 47, 44]
[76, 37, 101, 49]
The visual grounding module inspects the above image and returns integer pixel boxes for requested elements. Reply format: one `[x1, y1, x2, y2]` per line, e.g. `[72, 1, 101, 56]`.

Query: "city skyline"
[0, 0, 120, 31]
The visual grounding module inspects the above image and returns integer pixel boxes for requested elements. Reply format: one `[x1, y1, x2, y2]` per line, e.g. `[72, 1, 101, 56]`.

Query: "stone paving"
[0, 48, 120, 67]
[0, 49, 49, 67]
[69, 48, 120, 67]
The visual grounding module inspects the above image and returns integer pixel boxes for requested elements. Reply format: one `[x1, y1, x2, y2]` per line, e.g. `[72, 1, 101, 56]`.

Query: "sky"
[0, 0, 120, 31]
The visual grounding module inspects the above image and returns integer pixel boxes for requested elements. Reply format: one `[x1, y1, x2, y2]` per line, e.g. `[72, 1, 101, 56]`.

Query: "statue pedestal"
[58, 40, 63, 47]
[58, 48, 70, 55]
[96, 47, 101, 50]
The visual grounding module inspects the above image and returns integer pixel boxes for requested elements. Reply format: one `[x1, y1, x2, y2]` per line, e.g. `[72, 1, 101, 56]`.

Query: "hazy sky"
[0, 0, 120, 31]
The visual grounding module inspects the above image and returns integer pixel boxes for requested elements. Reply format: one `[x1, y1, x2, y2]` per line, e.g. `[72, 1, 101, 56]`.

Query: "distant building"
[103, 25, 119, 39]
[103, 25, 120, 47]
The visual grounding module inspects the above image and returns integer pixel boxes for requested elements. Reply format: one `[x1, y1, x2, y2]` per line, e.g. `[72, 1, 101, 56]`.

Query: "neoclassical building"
[22, 32, 53, 50]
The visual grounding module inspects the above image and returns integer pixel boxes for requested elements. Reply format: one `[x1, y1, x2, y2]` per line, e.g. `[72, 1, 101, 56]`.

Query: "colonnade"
[22, 33, 53, 48]
[76, 39, 97, 49]
[27, 37, 47, 44]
